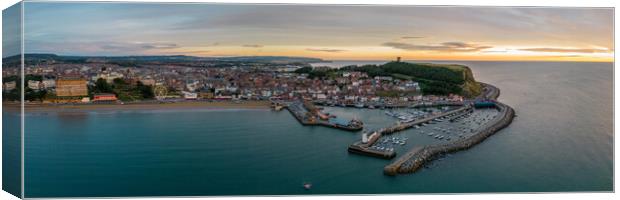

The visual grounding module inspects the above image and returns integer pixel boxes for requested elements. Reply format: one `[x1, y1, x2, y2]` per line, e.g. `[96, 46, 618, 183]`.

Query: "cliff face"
[460, 66, 482, 98]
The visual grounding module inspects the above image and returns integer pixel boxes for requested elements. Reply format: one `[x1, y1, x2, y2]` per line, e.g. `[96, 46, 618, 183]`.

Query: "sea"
[3, 61, 613, 197]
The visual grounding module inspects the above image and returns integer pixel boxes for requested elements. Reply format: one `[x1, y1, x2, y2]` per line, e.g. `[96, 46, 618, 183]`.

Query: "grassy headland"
[299, 61, 482, 98]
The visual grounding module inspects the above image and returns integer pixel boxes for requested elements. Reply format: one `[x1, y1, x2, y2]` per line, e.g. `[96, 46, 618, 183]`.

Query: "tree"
[294, 66, 313, 74]
[94, 78, 113, 93]
[112, 78, 125, 85]
[136, 81, 154, 99]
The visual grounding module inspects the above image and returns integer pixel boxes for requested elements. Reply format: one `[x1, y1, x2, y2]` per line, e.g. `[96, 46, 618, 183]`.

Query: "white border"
[0, 1, 617, 200]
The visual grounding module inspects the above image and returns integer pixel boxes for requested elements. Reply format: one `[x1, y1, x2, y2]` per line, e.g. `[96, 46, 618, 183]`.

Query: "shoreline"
[2, 100, 272, 113]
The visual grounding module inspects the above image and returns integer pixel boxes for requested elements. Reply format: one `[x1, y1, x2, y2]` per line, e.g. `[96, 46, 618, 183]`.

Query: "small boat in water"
[303, 182, 312, 190]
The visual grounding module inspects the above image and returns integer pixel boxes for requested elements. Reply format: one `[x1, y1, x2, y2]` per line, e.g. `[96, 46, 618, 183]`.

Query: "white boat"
[303, 182, 312, 190]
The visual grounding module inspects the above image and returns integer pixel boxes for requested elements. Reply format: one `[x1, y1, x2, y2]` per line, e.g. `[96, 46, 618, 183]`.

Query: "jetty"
[279, 100, 364, 132]
[383, 83, 515, 176]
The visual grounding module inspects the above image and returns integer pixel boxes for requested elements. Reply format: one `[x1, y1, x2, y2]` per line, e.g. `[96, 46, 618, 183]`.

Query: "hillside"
[342, 61, 482, 97]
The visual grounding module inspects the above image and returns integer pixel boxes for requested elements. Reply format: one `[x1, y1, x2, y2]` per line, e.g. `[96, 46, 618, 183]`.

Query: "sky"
[8, 2, 614, 61]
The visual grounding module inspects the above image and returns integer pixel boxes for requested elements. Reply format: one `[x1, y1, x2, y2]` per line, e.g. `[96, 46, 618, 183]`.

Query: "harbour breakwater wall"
[383, 83, 514, 176]
[313, 100, 465, 109]
[479, 82, 500, 100]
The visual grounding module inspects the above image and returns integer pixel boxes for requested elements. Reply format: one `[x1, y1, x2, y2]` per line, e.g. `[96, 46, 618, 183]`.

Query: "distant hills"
[2, 53, 328, 67]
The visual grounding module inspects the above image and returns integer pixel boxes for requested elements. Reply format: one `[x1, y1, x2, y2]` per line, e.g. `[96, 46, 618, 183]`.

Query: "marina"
[347, 105, 474, 159]
[384, 101, 515, 175]
[381, 84, 516, 175]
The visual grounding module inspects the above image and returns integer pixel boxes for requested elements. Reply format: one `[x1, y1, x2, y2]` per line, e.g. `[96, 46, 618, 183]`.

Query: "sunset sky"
[9, 2, 615, 61]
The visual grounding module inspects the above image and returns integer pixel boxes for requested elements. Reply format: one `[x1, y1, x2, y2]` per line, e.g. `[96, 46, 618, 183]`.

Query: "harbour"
[383, 101, 515, 175]
[340, 82, 517, 175]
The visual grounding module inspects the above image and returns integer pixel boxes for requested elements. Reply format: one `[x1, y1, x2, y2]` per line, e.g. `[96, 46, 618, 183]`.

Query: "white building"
[261, 90, 272, 97]
[186, 80, 201, 92]
[27, 80, 41, 90]
[42, 79, 56, 88]
[374, 76, 393, 81]
[93, 72, 124, 83]
[3, 81, 16, 91]
[182, 91, 198, 100]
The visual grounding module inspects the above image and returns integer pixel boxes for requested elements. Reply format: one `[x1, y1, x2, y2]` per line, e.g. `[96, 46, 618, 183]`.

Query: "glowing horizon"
[6, 3, 613, 62]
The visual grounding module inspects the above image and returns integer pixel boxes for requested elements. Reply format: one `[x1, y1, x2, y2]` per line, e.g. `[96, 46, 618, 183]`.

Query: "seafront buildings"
[3, 62, 463, 105]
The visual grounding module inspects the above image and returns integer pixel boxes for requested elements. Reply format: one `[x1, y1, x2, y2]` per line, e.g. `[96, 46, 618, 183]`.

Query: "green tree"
[136, 81, 154, 99]
[294, 66, 313, 74]
[94, 78, 113, 93]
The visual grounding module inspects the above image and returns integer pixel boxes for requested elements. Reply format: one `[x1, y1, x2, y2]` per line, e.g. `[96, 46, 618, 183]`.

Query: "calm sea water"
[12, 61, 613, 197]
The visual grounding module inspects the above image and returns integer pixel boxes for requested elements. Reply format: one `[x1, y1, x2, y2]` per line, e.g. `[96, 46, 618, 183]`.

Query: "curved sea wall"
[384, 83, 515, 176]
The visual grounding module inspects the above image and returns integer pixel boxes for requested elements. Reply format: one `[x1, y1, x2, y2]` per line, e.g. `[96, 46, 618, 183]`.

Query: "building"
[42, 79, 56, 88]
[3, 81, 16, 91]
[182, 91, 198, 100]
[374, 76, 393, 81]
[198, 91, 214, 99]
[139, 78, 155, 86]
[186, 80, 201, 92]
[93, 93, 117, 102]
[56, 77, 88, 97]
[27, 80, 41, 90]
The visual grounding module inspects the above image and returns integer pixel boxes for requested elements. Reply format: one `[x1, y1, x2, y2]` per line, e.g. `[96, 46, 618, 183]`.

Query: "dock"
[281, 100, 364, 132]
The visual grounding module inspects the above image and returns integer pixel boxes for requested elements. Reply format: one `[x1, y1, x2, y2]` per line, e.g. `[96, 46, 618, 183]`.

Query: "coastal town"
[2, 57, 464, 106]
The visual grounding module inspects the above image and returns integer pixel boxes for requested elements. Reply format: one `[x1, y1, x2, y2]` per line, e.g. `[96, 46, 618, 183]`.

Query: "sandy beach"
[3, 100, 272, 113]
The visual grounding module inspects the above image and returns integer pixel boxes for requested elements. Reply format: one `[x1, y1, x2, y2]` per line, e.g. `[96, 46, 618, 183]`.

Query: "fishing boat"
[355, 103, 365, 108]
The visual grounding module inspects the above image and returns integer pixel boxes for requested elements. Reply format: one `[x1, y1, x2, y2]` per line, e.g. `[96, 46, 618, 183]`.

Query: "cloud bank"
[382, 41, 492, 52]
